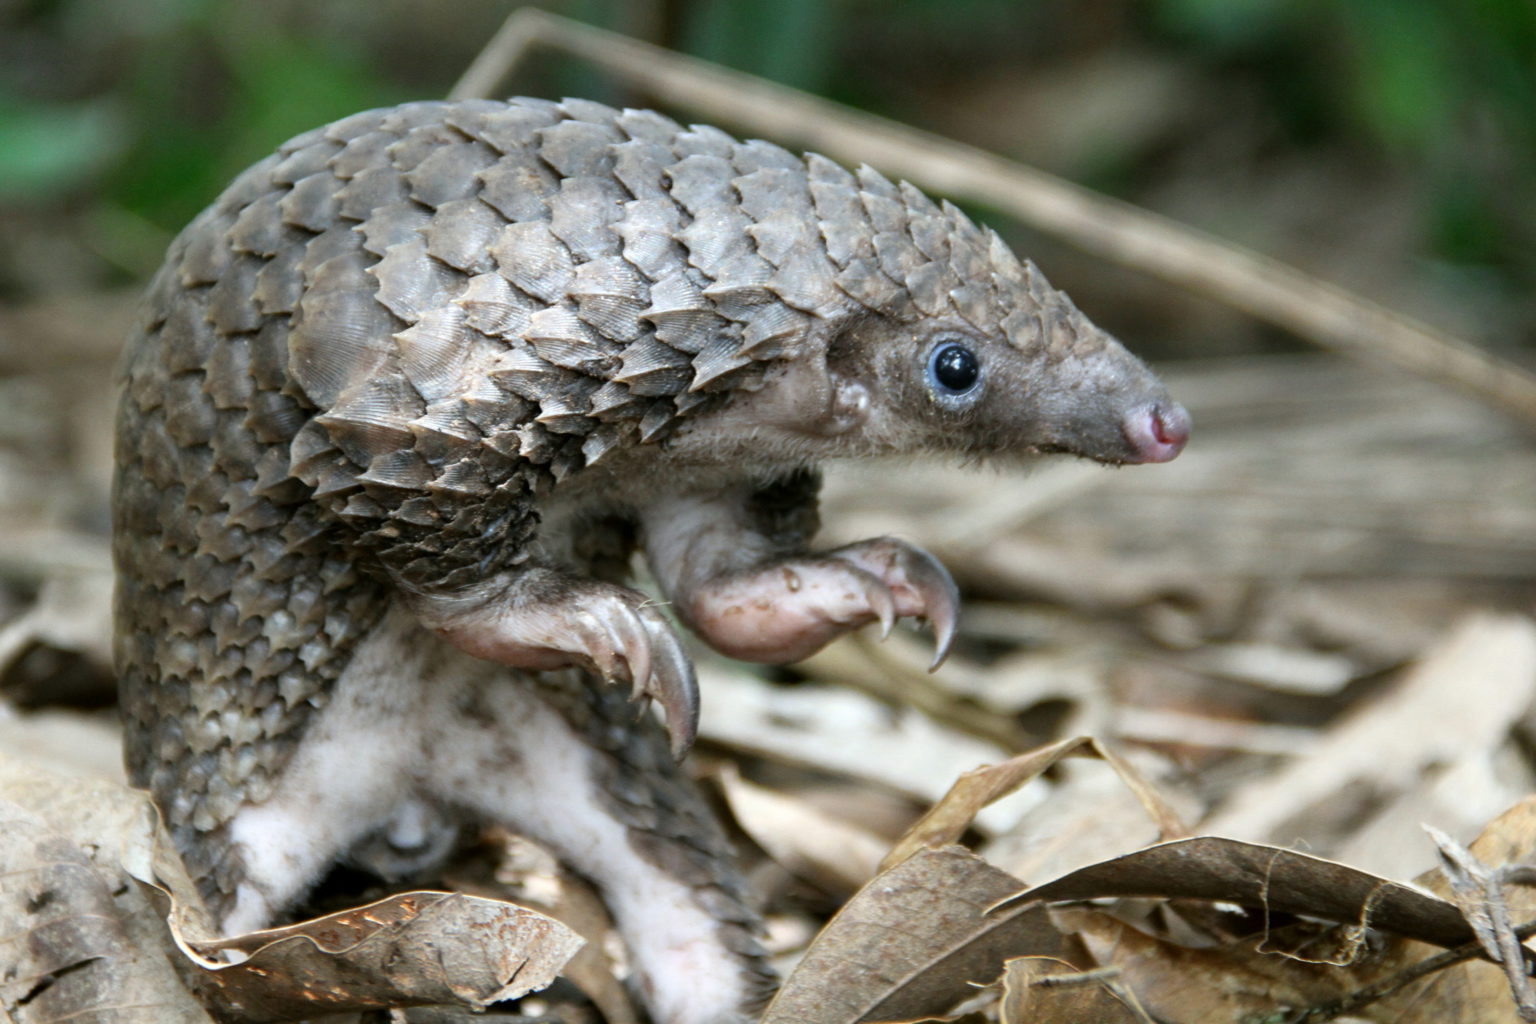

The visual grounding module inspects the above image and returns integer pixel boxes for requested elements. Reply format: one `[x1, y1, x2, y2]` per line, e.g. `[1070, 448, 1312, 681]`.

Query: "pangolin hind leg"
[216, 606, 772, 1023]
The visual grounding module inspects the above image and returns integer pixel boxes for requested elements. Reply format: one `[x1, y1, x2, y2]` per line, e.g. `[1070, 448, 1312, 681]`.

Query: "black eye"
[929, 342, 980, 395]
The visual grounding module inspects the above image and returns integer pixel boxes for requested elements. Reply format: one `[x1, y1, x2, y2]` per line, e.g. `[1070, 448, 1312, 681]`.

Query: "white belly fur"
[224, 605, 755, 1024]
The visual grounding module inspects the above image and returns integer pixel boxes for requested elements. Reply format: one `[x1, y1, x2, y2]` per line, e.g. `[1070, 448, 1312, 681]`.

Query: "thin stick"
[450, 10, 1536, 427]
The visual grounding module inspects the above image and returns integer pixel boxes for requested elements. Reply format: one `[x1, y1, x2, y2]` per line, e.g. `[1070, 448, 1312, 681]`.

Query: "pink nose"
[1123, 403, 1190, 463]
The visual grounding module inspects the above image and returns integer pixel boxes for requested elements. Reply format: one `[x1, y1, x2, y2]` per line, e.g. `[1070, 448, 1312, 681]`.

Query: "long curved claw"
[634, 605, 700, 759]
[585, 602, 698, 758]
[898, 544, 961, 670]
[830, 538, 961, 670]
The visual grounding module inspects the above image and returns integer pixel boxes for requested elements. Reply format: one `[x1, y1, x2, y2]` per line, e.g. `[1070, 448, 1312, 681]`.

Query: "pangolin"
[113, 96, 1189, 1023]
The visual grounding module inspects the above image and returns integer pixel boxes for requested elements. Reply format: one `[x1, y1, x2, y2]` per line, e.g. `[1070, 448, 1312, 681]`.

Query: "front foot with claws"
[682, 537, 959, 668]
[411, 572, 699, 757]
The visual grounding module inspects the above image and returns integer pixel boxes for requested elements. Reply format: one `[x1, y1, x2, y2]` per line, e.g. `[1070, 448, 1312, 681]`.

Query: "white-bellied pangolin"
[113, 96, 1189, 1023]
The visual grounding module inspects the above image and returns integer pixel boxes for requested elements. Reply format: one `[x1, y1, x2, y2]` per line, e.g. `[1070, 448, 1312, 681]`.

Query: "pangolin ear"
[822, 375, 872, 437]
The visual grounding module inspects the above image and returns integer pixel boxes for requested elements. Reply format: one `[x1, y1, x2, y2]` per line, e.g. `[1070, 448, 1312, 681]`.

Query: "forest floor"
[3, 12, 1536, 1022]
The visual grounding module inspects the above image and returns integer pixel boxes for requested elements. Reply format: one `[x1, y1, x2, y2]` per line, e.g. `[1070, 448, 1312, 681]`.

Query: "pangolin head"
[819, 165, 1189, 467]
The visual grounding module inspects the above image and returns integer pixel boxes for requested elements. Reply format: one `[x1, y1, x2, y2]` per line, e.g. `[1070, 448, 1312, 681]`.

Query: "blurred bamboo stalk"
[451, 8, 1536, 428]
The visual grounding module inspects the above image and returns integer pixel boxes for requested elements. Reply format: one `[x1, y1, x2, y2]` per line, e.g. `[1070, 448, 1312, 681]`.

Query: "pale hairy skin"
[223, 608, 758, 1021]
[112, 96, 1187, 1023]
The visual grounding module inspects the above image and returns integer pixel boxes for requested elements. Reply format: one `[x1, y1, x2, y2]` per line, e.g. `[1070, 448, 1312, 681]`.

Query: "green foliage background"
[1, 0, 1531, 348]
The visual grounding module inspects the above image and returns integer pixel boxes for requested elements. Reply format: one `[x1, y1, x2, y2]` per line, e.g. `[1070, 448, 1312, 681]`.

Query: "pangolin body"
[114, 96, 1188, 1023]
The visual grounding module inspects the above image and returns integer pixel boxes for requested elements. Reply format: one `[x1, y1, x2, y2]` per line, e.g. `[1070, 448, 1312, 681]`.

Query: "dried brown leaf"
[762, 846, 1068, 1024]
[883, 736, 1189, 871]
[0, 797, 214, 1023]
[185, 891, 583, 1021]
[1005, 836, 1475, 951]
[998, 954, 1149, 1024]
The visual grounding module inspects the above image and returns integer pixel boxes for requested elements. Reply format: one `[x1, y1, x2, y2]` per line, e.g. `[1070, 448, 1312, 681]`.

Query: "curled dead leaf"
[1003, 836, 1478, 950]
[762, 846, 1068, 1024]
[882, 736, 1189, 872]
[182, 891, 585, 1022]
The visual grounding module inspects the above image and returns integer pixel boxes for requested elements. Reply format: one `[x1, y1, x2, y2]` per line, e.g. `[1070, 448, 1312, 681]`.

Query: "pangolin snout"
[1121, 402, 1191, 463]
